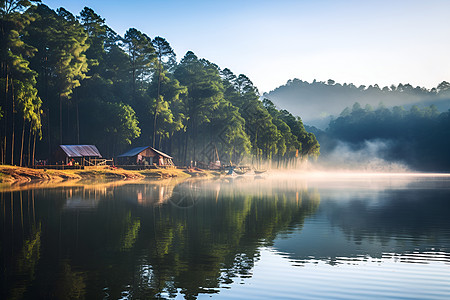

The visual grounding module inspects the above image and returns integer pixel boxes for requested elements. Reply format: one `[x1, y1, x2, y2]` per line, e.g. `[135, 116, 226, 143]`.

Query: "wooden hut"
[53, 145, 102, 166]
[117, 146, 174, 166]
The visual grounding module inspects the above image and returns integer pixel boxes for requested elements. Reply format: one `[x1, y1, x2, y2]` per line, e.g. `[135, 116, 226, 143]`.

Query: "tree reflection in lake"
[2, 174, 450, 299]
[0, 177, 320, 299]
[271, 174, 450, 268]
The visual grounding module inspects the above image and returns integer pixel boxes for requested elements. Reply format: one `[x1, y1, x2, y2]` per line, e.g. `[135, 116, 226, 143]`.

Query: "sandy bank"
[0, 166, 216, 185]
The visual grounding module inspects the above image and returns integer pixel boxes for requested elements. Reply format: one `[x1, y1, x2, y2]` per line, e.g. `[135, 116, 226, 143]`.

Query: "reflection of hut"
[53, 145, 102, 165]
[117, 146, 174, 166]
[63, 197, 100, 210]
[134, 185, 175, 205]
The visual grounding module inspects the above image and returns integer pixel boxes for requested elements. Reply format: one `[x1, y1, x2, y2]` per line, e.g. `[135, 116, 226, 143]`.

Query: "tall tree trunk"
[177, 133, 182, 164]
[2, 68, 8, 165]
[47, 108, 51, 156]
[192, 120, 197, 164]
[152, 111, 157, 147]
[184, 127, 189, 166]
[11, 78, 15, 165]
[43, 60, 50, 157]
[59, 94, 62, 144]
[169, 133, 173, 155]
[20, 118, 25, 167]
[32, 132, 36, 166]
[132, 60, 136, 101]
[27, 122, 32, 166]
[67, 100, 70, 144]
[76, 94, 80, 144]
[152, 62, 162, 147]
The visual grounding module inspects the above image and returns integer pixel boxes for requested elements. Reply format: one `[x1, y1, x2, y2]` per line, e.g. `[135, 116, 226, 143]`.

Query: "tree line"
[315, 103, 450, 171]
[0, 1, 319, 166]
[264, 77, 450, 128]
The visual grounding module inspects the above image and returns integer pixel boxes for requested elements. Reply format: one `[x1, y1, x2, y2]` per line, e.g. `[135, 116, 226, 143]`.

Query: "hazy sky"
[43, 0, 450, 93]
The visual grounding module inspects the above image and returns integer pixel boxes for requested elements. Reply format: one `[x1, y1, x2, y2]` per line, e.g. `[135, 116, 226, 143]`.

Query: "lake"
[1, 173, 450, 299]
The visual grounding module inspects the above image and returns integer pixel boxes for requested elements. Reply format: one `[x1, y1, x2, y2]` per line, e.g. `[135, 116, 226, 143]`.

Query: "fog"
[264, 79, 450, 129]
[310, 139, 410, 172]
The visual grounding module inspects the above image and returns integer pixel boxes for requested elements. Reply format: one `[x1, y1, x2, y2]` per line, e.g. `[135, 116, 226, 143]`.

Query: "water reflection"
[273, 175, 450, 266]
[1, 174, 450, 299]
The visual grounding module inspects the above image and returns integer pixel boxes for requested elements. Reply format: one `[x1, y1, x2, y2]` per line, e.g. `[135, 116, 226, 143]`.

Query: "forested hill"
[0, 2, 319, 167]
[310, 103, 450, 172]
[264, 79, 450, 128]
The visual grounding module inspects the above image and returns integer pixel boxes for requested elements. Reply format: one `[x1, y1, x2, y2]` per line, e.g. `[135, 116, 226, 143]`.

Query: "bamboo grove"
[0, 1, 320, 166]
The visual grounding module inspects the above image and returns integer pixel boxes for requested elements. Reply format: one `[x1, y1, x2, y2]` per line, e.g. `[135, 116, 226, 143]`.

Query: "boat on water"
[224, 165, 251, 176]
[254, 170, 267, 175]
[234, 169, 248, 175]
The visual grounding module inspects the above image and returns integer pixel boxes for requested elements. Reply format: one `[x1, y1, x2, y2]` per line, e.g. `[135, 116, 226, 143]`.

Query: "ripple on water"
[204, 248, 450, 300]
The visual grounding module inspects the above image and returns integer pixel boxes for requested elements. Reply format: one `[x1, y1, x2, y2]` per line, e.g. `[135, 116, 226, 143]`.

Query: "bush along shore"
[0, 166, 215, 184]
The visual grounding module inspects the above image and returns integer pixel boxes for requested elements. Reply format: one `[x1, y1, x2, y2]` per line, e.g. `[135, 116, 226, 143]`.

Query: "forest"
[265, 77, 450, 128]
[0, 1, 320, 167]
[311, 103, 450, 171]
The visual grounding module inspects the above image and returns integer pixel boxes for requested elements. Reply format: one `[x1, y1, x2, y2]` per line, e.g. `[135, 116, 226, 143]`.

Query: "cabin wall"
[116, 147, 174, 166]
[139, 148, 158, 157]
[53, 149, 67, 163]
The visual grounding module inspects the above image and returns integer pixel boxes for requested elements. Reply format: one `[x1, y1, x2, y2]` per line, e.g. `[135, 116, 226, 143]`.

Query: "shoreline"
[0, 165, 217, 185]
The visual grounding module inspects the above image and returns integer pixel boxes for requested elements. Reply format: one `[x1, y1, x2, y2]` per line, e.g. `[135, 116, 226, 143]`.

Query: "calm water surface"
[1, 173, 450, 299]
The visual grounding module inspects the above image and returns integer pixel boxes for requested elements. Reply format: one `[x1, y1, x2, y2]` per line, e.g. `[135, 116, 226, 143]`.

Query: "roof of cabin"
[59, 145, 102, 158]
[117, 146, 173, 159]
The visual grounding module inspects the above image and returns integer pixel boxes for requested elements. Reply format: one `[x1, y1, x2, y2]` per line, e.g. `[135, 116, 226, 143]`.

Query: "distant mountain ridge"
[263, 79, 450, 129]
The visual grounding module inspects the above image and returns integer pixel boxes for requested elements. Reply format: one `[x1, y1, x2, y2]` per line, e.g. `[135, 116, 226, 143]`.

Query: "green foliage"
[81, 99, 140, 156]
[174, 52, 225, 160]
[326, 103, 450, 171]
[26, 5, 89, 97]
[152, 36, 176, 70]
[14, 79, 42, 132]
[175, 52, 223, 127]
[79, 6, 117, 76]
[120, 212, 141, 251]
[123, 28, 155, 96]
[0, 0, 42, 164]
[144, 69, 186, 146]
[0, 0, 40, 16]
[265, 78, 450, 129]
[1, 4, 318, 166]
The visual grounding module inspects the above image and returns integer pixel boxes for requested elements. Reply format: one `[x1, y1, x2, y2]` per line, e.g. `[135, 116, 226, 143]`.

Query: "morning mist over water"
[2, 174, 450, 299]
[263, 80, 450, 173]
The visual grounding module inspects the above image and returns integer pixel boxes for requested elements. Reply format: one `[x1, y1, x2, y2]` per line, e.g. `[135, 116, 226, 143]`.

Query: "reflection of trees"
[0, 180, 320, 299]
[325, 188, 450, 247]
[6, 223, 41, 300]
[120, 212, 141, 251]
[126, 181, 320, 299]
[52, 261, 86, 300]
[273, 185, 450, 267]
[1, 190, 42, 300]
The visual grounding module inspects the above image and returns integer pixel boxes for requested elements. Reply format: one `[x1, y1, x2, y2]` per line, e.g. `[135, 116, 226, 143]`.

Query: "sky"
[43, 0, 450, 94]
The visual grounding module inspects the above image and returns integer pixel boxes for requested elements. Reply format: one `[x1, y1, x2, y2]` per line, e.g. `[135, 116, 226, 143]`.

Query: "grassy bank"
[0, 165, 215, 184]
